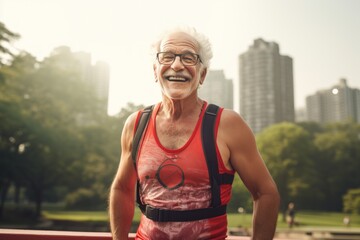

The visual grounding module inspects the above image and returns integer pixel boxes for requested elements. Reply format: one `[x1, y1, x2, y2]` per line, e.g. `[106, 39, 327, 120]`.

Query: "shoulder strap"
[131, 105, 154, 166]
[203, 105, 234, 208]
[202, 104, 222, 207]
[132, 105, 154, 207]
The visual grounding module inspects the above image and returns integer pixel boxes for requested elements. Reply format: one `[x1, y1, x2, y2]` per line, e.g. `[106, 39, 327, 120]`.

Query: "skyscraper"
[91, 60, 110, 111]
[73, 52, 110, 113]
[306, 78, 360, 124]
[239, 38, 294, 133]
[199, 70, 233, 110]
[50, 46, 110, 114]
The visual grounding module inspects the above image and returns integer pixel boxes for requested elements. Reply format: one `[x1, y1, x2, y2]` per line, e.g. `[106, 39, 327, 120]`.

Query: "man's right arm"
[109, 112, 138, 240]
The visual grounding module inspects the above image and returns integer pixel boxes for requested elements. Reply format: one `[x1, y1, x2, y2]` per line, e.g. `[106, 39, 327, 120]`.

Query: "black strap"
[202, 104, 222, 207]
[139, 204, 227, 222]
[201, 104, 234, 207]
[131, 105, 154, 164]
[132, 105, 154, 207]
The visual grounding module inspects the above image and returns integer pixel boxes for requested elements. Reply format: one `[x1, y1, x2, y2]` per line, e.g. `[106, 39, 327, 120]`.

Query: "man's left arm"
[218, 110, 280, 240]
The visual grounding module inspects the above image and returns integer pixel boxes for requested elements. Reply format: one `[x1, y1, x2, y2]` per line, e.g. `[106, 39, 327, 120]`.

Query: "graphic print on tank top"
[138, 139, 212, 210]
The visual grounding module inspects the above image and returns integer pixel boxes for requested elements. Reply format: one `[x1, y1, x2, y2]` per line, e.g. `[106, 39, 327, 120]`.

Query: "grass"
[41, 208, 360, 229]
[42, 210, 109, 222]
[229, 211, 360, 229]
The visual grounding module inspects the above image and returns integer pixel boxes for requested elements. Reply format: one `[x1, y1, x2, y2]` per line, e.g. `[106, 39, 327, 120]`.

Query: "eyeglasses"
[156, 52, 202, 66]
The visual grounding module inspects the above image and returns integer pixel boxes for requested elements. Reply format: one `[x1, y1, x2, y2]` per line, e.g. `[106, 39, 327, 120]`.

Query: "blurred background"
[0, 0, 359, 238]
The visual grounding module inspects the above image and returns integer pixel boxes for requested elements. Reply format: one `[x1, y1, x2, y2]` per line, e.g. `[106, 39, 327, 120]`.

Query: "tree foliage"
[254, 120, 360, 214]
[0, 22, 20, 66]
[0, 28, 124, 218]
[0, 45, 144, 217]
[343, 188, 360, 214]
[256, 122, 315, 213]
[313, 121, 360, 211]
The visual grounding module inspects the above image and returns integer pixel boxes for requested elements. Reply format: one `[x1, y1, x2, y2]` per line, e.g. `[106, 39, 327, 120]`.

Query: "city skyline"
[1, 0, 359, 115]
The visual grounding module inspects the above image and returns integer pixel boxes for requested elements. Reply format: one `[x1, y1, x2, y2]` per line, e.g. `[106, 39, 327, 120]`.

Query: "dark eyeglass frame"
[156, 52, 202, 66]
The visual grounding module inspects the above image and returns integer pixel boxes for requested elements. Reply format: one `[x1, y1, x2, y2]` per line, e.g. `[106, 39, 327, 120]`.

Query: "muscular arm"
[219, 110, 280, 240]
[109, 112, 138, 240]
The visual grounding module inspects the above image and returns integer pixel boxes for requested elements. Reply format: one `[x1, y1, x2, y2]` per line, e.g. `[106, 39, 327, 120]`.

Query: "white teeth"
[168, 76, 186, 81]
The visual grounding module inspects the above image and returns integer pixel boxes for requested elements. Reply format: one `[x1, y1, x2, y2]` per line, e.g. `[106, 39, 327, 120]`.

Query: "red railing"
[0, 229, 127, 240]
[2, 228, 360, 240]
[0, 229, 250, 240]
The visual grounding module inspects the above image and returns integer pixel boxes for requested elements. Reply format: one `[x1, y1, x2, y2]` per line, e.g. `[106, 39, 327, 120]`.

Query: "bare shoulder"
[121, 111, 141, 146]
[219, 109, 254, 143]
[219, 109, 246, 126]
[218, 109, 259, 171]
[123, 111, 140, 133]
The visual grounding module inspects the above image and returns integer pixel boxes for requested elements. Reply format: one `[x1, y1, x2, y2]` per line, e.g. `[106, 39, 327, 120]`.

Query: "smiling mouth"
[166, 76, 188, 82]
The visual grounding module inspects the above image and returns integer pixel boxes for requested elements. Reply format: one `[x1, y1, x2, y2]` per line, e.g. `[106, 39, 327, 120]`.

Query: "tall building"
[199, 70, 233, 109]
[49, 46, 110, 114]
[91, 60, 110, 108]
[239, 38, 294, 133]
[306, 78, 360, 124]
[295, 107, 307, 122]
[73, 52, 110, 113]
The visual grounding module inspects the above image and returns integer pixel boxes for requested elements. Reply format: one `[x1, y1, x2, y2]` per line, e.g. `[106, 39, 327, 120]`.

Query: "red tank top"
[135, 102, 234, 240]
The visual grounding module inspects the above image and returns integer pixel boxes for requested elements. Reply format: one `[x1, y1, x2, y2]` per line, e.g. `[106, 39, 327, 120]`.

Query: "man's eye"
[182, 55, 196, 63]
[162, 54, 174, 60]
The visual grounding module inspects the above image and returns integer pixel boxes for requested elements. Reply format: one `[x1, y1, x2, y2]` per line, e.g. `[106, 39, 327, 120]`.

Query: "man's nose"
[171, 56, 185, 71]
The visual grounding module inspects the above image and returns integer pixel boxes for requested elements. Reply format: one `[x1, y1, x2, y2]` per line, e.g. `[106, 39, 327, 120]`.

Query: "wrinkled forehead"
[160, 32, 200, 53]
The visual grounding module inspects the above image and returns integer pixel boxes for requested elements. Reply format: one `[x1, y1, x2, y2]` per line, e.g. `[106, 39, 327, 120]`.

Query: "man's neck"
[160, 96, 204, 121]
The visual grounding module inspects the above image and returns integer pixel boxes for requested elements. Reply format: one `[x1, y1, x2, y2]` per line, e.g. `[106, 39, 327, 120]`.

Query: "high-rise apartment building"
[91, 61, 110, 108]
[239, 38, 294, 133]
[306, 79, 360, 124]
[73, 52, 110, 113]
[49, 46, 110, 114]
[199, 70, 233, 110]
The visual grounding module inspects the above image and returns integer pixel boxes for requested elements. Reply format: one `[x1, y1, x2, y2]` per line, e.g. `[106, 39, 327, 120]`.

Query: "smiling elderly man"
[109, 26, 280, 240]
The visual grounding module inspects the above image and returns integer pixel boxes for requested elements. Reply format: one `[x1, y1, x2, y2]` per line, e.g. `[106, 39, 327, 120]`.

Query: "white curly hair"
[151, 25, 213, 69]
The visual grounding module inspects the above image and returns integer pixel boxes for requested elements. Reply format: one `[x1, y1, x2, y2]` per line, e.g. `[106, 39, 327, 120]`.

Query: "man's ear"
[200, 68, 207, 85]
[153, 63, 158, 81]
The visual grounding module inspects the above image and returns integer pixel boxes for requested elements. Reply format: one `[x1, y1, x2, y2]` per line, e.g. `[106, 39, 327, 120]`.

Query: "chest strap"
[139, 204, 227, 222]
[132, 104, 234, 222]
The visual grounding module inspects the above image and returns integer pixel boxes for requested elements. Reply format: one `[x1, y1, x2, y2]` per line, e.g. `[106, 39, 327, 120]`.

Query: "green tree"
[0, 52, 38, 218]
[256, 122, 315, 218]
[1, 46, 107, 217]
[1, 21, 148, 219]
[64, 119, 120, 210]
[314, 121, 360, 211]
[0, 21, 20, 66]
[343, 188, 360, 214]
[63, 102, 144, 210]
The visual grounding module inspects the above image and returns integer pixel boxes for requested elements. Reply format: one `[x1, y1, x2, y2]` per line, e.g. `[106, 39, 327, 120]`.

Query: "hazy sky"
[1, 0, 359, 115]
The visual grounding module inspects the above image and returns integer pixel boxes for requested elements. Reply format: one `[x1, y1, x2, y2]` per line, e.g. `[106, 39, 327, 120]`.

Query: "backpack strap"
[131, 105, 154, 166]
[202, 104, 234, 207]
[202, 104, 221, 207]
[132, 105, 154, 207]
